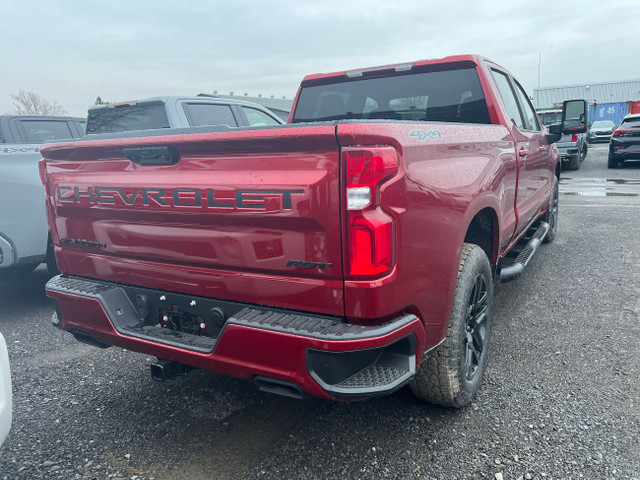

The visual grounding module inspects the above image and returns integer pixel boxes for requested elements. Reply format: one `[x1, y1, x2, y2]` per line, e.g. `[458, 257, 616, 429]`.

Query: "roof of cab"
[300, 54, 490, 85]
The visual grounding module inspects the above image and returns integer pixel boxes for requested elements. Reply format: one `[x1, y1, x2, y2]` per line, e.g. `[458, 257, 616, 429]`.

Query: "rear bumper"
[559, 152, 578, 161]
[46, 275, 426, 400]
[610, 143, 640, 161]
[556, 144, 579, 161]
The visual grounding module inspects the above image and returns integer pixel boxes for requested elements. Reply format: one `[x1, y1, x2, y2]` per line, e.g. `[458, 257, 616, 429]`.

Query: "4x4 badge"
[409, 129, 443, 141]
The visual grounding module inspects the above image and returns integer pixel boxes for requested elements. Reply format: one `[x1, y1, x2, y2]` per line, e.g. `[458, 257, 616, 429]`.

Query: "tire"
[542, 176, 558, 244]
[410, 243, 493, 408]
[580, 142, 588, 161]
[607, 153, 619, 169]
[568, 154, 580, 170]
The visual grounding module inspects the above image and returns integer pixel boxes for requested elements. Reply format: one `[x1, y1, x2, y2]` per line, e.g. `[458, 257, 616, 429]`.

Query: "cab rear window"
[86, 102, 170, 134]
[292, 67, 490, 125]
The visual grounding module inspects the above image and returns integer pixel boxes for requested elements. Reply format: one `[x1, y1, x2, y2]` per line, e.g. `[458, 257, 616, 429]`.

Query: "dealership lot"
[0, 144, 638, 480]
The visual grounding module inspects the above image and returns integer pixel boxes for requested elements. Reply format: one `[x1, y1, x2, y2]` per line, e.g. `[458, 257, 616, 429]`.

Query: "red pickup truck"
[41, 55, 586, 407]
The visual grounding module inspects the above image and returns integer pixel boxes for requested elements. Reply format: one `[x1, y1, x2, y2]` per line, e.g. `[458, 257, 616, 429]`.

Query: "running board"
[499, 222, 549, 283]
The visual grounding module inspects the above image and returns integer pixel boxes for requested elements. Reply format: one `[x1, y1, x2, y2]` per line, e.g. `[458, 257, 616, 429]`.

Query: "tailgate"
[41, 126, 345, 316]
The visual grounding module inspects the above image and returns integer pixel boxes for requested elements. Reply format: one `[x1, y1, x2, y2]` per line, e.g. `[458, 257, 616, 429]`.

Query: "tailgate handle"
[123, 146, 180, 165]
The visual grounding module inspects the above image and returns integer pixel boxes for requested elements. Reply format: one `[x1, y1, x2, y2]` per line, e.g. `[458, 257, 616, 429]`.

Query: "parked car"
[0, 332, 11, 445]
[41, 55, 586, 408]
[0, 115, 85, 277]
[538, 109, 587, 170]
[608, 113, 640, 168]
[86, 96, 284, 135]
[588, 120, 616, 143]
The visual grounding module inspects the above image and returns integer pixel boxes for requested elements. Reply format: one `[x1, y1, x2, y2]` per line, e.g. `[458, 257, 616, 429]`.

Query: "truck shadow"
[0, 266, 52, 318]
[83, 366, 461, 480]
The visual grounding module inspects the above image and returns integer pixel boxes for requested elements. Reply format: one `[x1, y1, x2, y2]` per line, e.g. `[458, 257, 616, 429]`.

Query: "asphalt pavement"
[0, 144, 638, 480]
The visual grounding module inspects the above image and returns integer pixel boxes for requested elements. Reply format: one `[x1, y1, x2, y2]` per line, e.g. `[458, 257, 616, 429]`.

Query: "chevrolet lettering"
[56, 186, 305, 211]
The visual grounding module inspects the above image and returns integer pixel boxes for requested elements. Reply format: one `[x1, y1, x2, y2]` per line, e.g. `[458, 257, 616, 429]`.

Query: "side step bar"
[500, 222, 549, 283]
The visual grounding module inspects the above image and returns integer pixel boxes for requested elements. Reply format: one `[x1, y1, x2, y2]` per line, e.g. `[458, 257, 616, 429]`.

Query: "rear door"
[490, 69, 552, 239]
[42, 125, 345, 316]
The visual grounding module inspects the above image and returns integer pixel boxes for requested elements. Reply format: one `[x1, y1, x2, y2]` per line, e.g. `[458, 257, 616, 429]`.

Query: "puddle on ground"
[559, 178, 640, 197]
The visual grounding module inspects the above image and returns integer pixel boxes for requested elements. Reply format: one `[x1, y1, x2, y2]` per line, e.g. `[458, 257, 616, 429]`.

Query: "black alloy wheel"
[464, 274, 489, 381]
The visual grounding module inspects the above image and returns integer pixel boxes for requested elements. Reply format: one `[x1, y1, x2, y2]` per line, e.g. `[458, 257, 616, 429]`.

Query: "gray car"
[86, 96, 284, 134]
[588, 120, 616, 143]
[0, 115, 86, 277]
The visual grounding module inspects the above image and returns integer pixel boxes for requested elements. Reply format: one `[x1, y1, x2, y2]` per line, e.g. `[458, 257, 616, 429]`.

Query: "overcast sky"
[2, 0, 640, 117]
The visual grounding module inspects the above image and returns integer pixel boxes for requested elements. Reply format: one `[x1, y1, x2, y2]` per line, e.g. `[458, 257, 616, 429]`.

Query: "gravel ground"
[0, 145, 638, 480]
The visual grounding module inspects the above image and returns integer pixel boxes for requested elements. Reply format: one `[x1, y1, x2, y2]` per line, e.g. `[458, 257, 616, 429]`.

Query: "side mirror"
[562, 99, 587, 134]
[545, 123, 562, 144]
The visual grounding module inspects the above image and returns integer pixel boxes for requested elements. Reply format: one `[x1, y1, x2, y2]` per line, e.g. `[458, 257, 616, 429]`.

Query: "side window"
[76, 121, 87, 135]
[183, 103, 238, 127]
[490, 70, 525, 130]
[240, 107, 281, 126]
[513, 81, 540, 131]
[19, 120, 74, 143]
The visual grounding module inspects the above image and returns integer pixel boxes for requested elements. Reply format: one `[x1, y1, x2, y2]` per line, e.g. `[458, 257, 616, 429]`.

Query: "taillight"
[571, 134, 578, 142]
[613, 129, 631, 136]
[344, 147, 398, 276]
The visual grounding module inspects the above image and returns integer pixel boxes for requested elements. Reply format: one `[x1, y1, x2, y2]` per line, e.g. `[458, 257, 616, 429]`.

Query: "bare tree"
[9, 90, 67, 116]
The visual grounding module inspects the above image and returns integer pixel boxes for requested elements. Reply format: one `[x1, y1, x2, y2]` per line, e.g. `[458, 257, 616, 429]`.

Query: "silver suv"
[588, 120, 616, 144]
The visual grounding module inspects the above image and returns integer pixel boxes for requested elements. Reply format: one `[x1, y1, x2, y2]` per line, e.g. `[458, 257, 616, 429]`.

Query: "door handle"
[518, 148, 529, 157]
[538, 146, 548, 152]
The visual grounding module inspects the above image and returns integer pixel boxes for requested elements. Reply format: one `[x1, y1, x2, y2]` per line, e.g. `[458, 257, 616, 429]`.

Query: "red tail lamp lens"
[348, 210, 393, 276]
[344, 147, 398, 276]
[571, 134, 578, 142]
[345, 148, 397, 188]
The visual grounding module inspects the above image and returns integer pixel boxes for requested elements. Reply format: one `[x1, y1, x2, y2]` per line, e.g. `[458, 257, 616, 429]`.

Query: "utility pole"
[536, 53, 542, 108]
[537, 53, 541, 90]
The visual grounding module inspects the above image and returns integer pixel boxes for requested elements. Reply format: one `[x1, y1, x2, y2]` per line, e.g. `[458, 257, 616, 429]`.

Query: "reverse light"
[347, 187, 371, 210]
[343, 147, 398, 276]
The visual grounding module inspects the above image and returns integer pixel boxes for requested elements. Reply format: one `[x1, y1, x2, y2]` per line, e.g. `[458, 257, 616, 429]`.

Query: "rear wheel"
[410, 243, 493, 408]
[607, 153, 619, 169]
